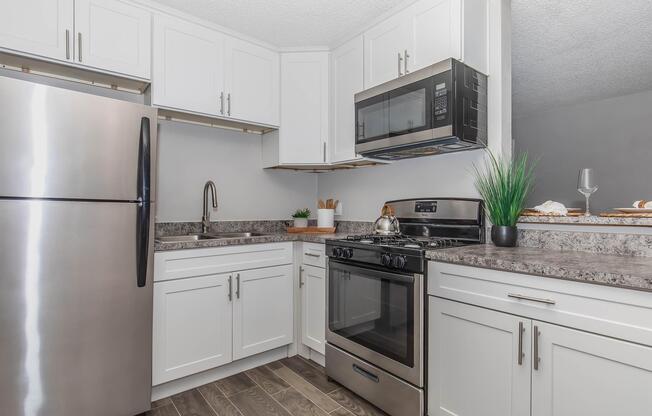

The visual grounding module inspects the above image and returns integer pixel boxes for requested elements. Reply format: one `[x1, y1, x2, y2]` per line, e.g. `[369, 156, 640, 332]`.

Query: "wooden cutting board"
[287, 226, 337, 234]
[521, 209, 584, 217]
[600, 212, 652, 218]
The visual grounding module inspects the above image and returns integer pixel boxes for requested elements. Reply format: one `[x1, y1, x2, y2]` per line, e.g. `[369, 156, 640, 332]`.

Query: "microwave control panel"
[434, 83, 448, 118]
[431, 70, 453, 128]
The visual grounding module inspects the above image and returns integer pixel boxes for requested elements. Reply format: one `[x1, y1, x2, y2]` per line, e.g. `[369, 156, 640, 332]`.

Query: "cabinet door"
[532, 321, 652, 416]
[429, 298, 531, 416]
[407, 0, 462, 73]
[151, 14, 224, 116]
[279, 52, 329, 164]
[225, 37, 279, 126]
[74, 0, 151, 79]
[363, 12, 411, 88]
[233, 265, 294, 360]
[0, 0, 73, 61]
[301, 265, 326, 354]
[152, 274, 233, 385]
[330, 36, 364, 163]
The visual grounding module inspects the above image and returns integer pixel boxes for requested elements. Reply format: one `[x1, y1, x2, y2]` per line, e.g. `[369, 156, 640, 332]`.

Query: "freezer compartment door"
[0, 199, 154, 416]
[0, 76, 157, 201]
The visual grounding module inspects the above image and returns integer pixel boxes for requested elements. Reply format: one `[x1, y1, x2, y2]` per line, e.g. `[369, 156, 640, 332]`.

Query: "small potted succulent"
[473, 151, 535, 247]
[291, 208, 311, 228]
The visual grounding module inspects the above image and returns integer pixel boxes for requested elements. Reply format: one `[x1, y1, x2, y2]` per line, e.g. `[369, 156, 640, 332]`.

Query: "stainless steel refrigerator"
[0, 76, 157, 416]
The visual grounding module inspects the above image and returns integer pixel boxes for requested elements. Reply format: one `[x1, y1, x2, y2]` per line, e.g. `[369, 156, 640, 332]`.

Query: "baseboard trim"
[151, 346, 290, 401]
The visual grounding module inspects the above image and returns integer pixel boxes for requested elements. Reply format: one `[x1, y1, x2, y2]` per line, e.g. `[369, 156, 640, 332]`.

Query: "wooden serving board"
[287, 226, 337, 234]
[600, 212, 652, 218]
[521, 209, 584, 217]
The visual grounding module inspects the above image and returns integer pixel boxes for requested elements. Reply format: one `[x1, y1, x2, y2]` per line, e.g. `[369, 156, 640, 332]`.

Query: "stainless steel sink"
[208, 232, 268, 238]
[156, 232, 269, 243]
[156, 234, 220, 243]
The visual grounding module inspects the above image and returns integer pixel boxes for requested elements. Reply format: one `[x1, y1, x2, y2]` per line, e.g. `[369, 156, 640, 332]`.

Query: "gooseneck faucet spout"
[202, 180, 218, 233]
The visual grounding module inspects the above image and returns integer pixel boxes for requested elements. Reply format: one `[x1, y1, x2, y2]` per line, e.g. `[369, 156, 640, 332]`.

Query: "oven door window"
[356, 93, 389, 143]
[328, 261, 414, 367]
[388, 78, 433, 137]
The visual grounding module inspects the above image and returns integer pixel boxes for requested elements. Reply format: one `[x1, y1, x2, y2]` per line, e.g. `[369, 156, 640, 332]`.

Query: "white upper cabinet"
[152, 14, 279, 127]
[74, 0, 151, 79]
[151, 14, 224, 116]
[363, 11, 412, 89]
[330, 36, 364, 164]
[268, 51, 329, 165]
[0, 0, 74, 62]
[225, 38, 280, 126]
[364, 0, 488, 89]
[0, 0, 151, 79]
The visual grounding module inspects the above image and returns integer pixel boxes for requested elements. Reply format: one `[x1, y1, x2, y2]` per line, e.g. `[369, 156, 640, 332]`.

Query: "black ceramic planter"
[491, 225, 518, 247]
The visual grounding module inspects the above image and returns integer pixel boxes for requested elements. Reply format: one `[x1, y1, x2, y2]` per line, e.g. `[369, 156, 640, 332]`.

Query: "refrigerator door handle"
[136, 117, 151, 288]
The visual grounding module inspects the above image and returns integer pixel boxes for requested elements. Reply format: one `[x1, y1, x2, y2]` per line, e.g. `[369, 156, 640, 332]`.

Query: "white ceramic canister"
[317, 209, 335, 228]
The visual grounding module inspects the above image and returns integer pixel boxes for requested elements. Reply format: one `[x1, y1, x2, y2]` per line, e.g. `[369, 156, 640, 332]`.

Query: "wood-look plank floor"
[146, 356, 388, 416]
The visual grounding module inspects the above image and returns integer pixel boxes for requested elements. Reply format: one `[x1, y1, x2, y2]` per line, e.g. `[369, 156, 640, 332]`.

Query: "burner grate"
[345, 234, 464, 249]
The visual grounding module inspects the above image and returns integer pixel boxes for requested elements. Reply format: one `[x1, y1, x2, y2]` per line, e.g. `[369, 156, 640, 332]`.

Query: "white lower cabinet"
[429, 298, 531, 416]
[428, 262, 652, 416]
[233, 265, 294, 360]
[532, 322, 652, 416]
[153, 273, 233, 385]
[300, 264, 326, 354]
[153, 243, 294, 385]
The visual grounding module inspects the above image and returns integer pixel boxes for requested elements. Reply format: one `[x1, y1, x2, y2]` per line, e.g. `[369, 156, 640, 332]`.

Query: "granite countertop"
[519, 215, 652, 227]
[426, 244, 652, 292]
[154, 232, 352, 251]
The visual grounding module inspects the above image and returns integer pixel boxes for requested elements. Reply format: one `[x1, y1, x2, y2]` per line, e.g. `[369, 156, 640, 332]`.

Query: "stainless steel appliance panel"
[326, 344, 423, 416]
[0, 199, 154, 416]
[326, 261, 424, 386]
[0, 76, 157, 202]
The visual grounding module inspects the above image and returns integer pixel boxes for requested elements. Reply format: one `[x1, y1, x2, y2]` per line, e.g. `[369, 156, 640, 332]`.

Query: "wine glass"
[577, 169, 598, 216]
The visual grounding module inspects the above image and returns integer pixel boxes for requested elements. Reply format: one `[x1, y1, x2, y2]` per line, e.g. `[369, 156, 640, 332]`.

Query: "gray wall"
[317, 150, 484, 221]
[514, 89, 652, 211]
[156, 121, 317, 222]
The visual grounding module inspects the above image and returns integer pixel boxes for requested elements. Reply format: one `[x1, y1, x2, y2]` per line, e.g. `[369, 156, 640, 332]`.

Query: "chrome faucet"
[202, 180, 218, 234]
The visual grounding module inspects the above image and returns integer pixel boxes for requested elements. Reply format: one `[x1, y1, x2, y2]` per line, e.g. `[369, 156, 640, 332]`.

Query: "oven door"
[326, 259, 423, 387]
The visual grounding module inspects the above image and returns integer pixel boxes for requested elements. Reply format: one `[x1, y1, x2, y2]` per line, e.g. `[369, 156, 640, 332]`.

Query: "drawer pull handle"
[517, 321, 525, 365]
[304, 253, 321, 258]
[508, 293, 556, 305]
[534, 325, 541, 370]
[352, 364, 379, 383]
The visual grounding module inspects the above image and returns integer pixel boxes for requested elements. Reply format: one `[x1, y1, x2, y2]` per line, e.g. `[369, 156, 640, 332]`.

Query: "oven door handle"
[329, 259, 416, 284]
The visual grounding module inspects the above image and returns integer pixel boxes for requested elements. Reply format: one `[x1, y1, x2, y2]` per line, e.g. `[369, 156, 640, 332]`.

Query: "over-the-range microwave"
[355, 58, 487, 160]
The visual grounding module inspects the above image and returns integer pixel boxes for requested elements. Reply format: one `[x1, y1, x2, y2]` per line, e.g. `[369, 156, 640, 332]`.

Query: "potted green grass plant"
[473, 151, 535, 247]
[291, 208, 311, 228]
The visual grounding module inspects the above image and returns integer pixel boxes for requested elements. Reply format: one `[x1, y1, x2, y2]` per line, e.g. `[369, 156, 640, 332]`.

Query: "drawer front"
[302, 242, 326, 268]
[428, 261, 652, 347]
[154, 242, 293, 282]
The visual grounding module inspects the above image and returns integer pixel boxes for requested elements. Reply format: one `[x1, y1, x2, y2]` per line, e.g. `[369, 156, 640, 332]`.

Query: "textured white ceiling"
[150, 0, 406, 47]
[512, 0, 652, 117]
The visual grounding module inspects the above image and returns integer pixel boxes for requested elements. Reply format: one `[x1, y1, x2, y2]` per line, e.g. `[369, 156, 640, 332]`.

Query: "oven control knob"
[342, 248, 353, 259]
[381, 253, 392, 266]
[392, 255, 407, 269]
[332, 247, 343, 258]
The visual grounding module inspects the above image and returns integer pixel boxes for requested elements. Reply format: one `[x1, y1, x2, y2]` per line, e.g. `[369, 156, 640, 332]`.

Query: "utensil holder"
[317, 209, 335, 228]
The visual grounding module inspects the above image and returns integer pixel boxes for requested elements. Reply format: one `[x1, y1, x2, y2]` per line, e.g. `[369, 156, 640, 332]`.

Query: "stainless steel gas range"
[325, 198, 484, 416]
